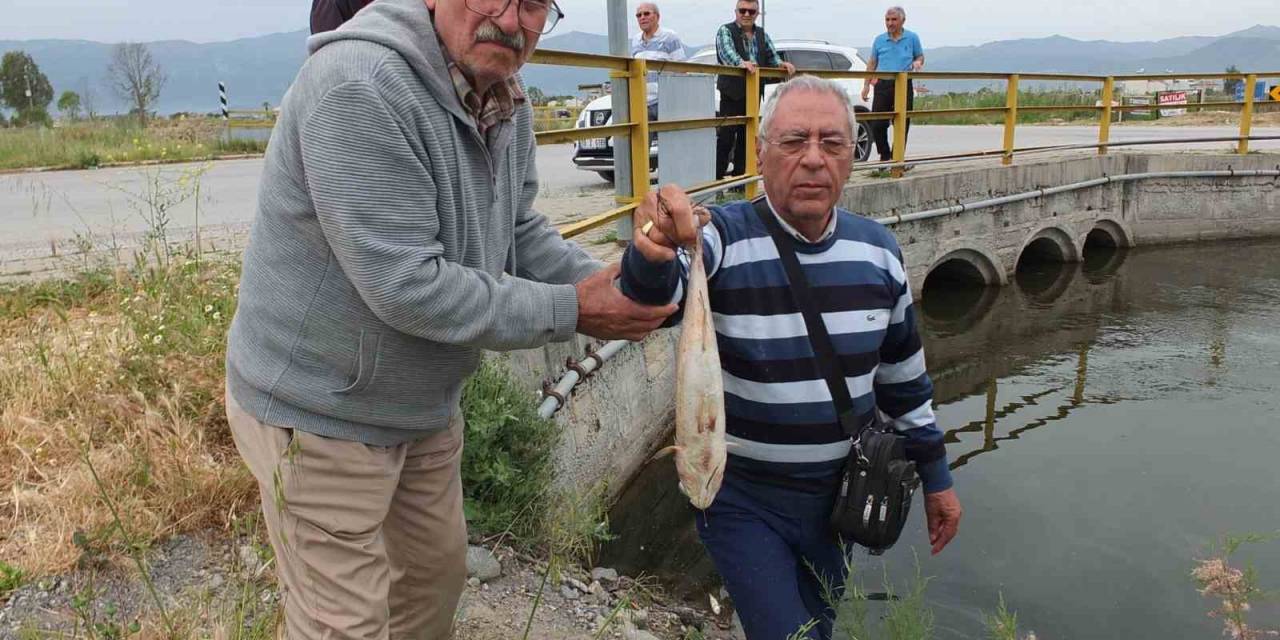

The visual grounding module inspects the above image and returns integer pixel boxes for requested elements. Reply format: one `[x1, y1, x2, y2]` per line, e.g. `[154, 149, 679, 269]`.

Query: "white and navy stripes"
[621, 201, 952, 493]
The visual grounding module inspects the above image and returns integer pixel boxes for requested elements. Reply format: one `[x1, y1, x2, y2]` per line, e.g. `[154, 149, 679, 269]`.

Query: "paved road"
[3, 125, 1277, 275]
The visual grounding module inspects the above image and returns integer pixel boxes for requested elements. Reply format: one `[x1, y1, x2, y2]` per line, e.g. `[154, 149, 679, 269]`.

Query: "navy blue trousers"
[697, 469, 851, 640]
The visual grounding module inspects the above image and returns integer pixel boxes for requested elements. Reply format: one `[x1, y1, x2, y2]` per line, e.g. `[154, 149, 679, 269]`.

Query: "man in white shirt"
[630, 2, 686, 61]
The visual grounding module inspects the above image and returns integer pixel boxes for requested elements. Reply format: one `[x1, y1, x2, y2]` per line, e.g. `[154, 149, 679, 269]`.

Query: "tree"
[526, 85, 547, 106]
[107, 42, 166, 126]
[0, 51, 54, 126]
[57, 90, 82, 121]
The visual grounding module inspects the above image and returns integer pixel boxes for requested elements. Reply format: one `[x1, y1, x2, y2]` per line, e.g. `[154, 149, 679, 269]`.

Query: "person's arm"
[873, 242, 960, 553]
[862, 39, 880, 99]
[873, 251, 950, 491]
[619, 187, 720, 324]
[716, 26, 745, 67]
[911, 32, 925, 71]
[512, 121, 604, 286]
[872, 242, 959, 553]
[301, 81, 588, 350]
[668, 33, 687, 61]
[760, 32, 793, 75]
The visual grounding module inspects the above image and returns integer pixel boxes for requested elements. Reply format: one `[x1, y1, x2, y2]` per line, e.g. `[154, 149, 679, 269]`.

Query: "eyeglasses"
[635, 10, 654, 17]
[765, 135, 855, 158]
[464, 0, 565, 35]
[736, 8, 758, 15]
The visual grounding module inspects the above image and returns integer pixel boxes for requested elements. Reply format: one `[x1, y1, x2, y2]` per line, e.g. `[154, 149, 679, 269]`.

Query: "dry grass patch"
[1, 258, 255, 577]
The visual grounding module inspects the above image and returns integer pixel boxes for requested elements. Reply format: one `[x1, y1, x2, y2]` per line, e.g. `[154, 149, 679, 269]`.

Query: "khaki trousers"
[226, 390, 467, 640]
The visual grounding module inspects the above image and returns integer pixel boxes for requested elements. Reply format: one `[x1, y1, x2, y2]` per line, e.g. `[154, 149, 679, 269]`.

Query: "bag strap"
[752, 198, 866, 439]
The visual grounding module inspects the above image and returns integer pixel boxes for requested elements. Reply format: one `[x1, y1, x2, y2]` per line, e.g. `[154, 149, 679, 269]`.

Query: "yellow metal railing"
[529, 49, 1278, 239]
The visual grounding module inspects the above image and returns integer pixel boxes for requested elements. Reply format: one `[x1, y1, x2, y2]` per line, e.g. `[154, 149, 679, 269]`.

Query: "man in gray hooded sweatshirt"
[224, 0, 675, 636]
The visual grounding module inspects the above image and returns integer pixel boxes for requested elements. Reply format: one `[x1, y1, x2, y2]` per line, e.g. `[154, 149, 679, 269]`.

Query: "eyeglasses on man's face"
[464, 0, 565, 35]
[736, 7, 758, 16]
[765, 135, 855, 159]
[636, 10, 654, 17]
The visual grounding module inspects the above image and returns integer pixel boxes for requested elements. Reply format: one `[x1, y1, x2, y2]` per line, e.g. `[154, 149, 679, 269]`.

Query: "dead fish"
[652, 224, 726, 510]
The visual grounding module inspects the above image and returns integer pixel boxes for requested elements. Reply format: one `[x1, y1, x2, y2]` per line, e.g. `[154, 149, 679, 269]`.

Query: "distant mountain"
[0, 31, 310, 115]
[923, 25, 1280, 89]
[520, 31, 711, 96]
[2, 25, 1277, 115]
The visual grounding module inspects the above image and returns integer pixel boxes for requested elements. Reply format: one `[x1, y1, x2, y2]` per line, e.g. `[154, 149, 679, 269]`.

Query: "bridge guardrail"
[528, 48, 1279, 239]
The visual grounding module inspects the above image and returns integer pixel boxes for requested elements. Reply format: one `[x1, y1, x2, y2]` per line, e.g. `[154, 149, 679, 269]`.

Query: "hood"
[306, 0, 472, 125]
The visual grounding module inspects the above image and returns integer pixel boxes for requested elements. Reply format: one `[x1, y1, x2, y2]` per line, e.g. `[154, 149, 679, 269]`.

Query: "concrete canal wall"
[505, 152, 1280, 501]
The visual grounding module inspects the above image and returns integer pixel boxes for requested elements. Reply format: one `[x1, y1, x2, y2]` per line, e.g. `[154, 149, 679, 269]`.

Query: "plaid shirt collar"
[436, 32, 525, 138]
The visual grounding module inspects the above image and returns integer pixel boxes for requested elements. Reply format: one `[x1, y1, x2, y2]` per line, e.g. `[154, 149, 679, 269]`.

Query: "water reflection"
[1081, 244, 1128, 282]
[599, 241, 1280, 639]
[946, 345, 1099, 471]
[1012, 259, 1077, 306]
[918, 283, 999, 337]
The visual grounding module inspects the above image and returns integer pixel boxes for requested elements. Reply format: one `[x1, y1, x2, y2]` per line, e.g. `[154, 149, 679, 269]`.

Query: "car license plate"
[580, 138, 608, 150]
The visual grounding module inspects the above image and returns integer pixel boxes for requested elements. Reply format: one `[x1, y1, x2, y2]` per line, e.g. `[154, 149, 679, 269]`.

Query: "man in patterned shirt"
[622, 75, 962, 639]
[713, 0, 794, 179]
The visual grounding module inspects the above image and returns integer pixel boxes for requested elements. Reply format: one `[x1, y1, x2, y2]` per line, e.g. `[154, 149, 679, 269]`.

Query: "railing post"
[628, 58, 650, 203]
[891, 71, 909, 178]
[1098, 77, 1114, 155]
[745, 66, 761, 199]
[1239, 73, 1257, 155]
[1002, 74, 1019, 166]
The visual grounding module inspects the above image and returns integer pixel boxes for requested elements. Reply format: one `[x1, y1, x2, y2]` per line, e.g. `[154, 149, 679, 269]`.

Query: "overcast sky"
[3, 0, 1279, 47]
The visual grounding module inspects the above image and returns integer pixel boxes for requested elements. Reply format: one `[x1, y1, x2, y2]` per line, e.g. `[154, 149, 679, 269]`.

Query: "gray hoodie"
[226, 0, 601, 445]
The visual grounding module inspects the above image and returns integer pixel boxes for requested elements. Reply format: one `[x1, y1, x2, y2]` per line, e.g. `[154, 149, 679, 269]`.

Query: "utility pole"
[607, 0, 635, 240]
[24, 67, 34, 113]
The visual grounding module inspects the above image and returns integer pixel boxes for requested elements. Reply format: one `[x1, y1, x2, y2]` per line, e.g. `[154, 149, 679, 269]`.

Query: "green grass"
[0, 118, 268, 171]
[0, 560, 25, 599]
[914, 89, 1101, 125]
[984, 593, 1020, 640]
[459, 358, 562, 539]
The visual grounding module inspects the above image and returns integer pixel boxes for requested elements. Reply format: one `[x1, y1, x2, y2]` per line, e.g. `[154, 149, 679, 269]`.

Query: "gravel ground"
[0, 531, 744, 640]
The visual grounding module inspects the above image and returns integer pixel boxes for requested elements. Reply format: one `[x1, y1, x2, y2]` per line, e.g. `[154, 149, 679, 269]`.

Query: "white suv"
[571, 40, 874, 182]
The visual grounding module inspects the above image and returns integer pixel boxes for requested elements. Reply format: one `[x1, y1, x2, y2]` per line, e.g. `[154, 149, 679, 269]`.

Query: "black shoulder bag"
[752, 198, 918, 554]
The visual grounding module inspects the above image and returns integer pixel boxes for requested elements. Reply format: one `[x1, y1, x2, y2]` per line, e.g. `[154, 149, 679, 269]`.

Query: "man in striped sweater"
[621, 75, 962, 639]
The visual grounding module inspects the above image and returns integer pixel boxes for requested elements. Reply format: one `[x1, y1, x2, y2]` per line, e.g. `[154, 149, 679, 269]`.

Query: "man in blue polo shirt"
[861, 6, 924, 163]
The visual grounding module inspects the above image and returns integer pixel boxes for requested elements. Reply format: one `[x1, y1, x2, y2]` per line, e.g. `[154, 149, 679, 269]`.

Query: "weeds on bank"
[1192, 532, 1280, 640]
[0, 118, 267, 171]
[4, 163, 617, 637]
[521, 484, 617, 640]
[460, 358, 561, 539]
[0, 243, 250, 578]
[983, 593, 1031, 640]
[0, 560, 25, 599]
[803, 551, 1032, 640]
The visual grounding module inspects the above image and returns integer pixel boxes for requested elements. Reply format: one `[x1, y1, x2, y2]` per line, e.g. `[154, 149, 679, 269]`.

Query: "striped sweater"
[621, 200, 952, 493]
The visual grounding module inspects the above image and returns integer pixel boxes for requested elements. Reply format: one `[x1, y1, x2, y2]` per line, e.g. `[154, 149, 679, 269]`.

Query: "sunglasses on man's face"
[737, 8, 758, 15]
[636, 10, 653, 16]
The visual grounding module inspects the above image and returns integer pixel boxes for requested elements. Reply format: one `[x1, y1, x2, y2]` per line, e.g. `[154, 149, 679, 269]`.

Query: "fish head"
[679, 457, 725, 511]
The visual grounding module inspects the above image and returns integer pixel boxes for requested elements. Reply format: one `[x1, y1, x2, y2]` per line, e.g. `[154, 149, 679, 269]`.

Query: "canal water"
[599, 240, 1280, 638]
